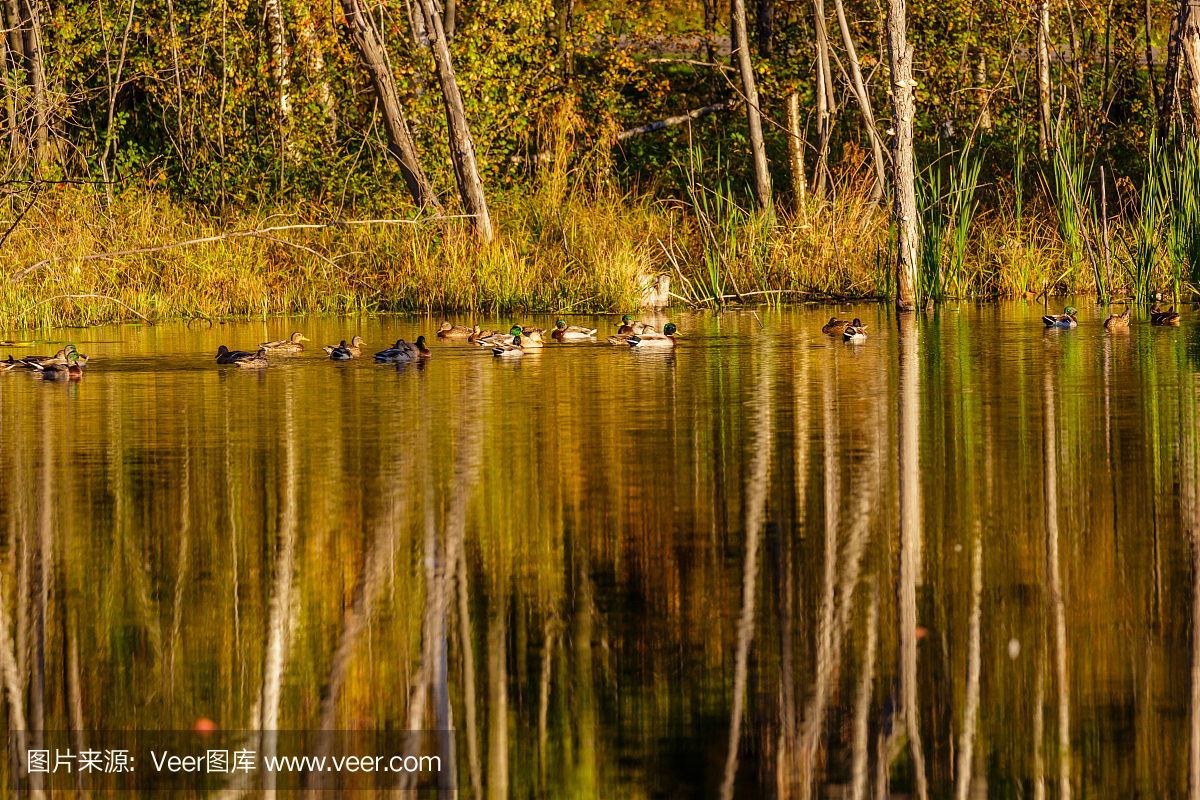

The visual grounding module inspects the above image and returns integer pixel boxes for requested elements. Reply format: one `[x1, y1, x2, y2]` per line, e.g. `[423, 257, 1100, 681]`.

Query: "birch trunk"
[1043, 368, 1071, 800]
[416, 0, 494, 240]
[731, 0, 773, 211]
[296, 0, 336, 144]
[832, 0, 888, 203]
[1036, 0, 1052, 159]
[341, 0, 443, 213]
[886, 0, 918, 308]
[786, 92, 810, 225]
[974, 45, 992, 132]
[264, 0, 292, 152]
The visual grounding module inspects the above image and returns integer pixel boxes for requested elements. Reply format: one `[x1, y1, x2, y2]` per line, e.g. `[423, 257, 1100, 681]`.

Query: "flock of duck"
[1041, 303, 1181, 329]
[211, 316, 680, 368]
[3, 305, 1183, 381]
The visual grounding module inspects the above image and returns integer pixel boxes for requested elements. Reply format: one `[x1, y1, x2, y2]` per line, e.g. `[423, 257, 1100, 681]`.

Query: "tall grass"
[1120, 136, 1168, 305]
[1167, 137, 1200, 297]
[917, 144, 983, 302]
[1046, 131, 1095, 293]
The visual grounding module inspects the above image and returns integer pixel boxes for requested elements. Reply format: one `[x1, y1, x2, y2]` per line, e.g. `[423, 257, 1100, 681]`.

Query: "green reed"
[1121, 135, 1167, 305]
[1167, 137, 1200, 297]
[916, 143, 982, 302]
[1047, 131, 1095, 292]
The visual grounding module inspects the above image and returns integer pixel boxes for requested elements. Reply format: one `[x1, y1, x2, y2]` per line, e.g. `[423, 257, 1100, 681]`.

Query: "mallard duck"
[628, 323, 678, 348]
[236, 348, 269, 368]
[1150, 304, 1181, 325]
[406, 335, 433, 360]
[616, 315, 647, 335]
[522, 330, 547, 348]
[324, 335, 364, 357]
[30, 351, 82, 380]
[492, 334, 525, 357]
[216, 345, 257, 364]
[329, 342, 355, 361]
[469, 326, 503, 344]
[22, 344, 77, 366]
[843, 319, 867, 341]
[260, 332, 309, 353]
[437, 322, 473, 339]
[822, 317, 852, 335]
[0, 357, 23, 372]
[552, 319, 598, 340]
[1042, 306, 1078, 328]
[1103, 308, 1132, 330]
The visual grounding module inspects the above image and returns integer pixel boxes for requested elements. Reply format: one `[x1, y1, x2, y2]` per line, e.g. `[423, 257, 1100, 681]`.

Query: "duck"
[0, 357, 23, 372]
[628, 323, 678, 348]
[437, 322, 473, 339]
[30, 351, 83, 380]
[475, 325, 522, 347]
[521, 330, 547, 348]
[469, 326, 502, 344]
[1103, 307, 1132, 330]
[614, 316, 652, 335]
[374, 340, 410, 361]
[1041, 306, 1078, 328]
[216, 345, 258, 364]
[1150, 304, 1181, 325]
[329, 342, 355, 361]
[323, 335, 364, 358]
[22, 344, 77, 367]
[843, 319, 867, 341]
[235, 348, 269, 368]
[492, 334, 525, 357]
[551, 319, 598, 340]
[822, 317, 852, 335]
[260, 332, 309, 353]
[406, 335, 433, 360]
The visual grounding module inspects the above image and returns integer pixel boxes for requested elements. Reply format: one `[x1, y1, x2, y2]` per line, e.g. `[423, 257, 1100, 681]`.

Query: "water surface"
[1, 302, 1197, 798]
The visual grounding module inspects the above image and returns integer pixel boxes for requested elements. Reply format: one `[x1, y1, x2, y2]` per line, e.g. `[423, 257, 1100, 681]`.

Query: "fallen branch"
[16, 293, 154, 324]
[9, 215, 468, 283]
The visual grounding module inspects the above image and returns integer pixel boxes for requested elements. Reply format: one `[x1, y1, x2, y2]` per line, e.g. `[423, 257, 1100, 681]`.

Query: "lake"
[0, 302, 1197, 798]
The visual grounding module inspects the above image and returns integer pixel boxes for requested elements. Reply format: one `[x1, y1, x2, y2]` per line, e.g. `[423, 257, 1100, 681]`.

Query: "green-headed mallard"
[31, 351, 82, 380]
[323, 335, 364, 358]
[552, 319, 598, 340]
[437, 322, 473, 339]
[492, 334, 525, 357]
[628, 323, 678, 348]
[1104, 307, 1132, 330]
[236, 348, 269, 368]
[216, 345, 257, 364]
[822, 317, 852, 335]
[617, 315, 655, 335]
[1042, 306, 1078, 328]
[1151, 304, 1181, 325]
[260, 332, 309, 352]
[843, 319, 867, 341]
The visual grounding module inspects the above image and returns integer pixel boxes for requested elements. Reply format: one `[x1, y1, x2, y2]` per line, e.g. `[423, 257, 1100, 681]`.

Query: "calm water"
[1, 302, 1198, 798]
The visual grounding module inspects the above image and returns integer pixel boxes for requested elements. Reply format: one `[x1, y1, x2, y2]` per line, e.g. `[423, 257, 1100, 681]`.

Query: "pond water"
[0, 302, 1198, 798]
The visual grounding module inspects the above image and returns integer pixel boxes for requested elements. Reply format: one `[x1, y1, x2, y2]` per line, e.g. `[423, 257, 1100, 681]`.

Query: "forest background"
[1, 0, 1199, 324]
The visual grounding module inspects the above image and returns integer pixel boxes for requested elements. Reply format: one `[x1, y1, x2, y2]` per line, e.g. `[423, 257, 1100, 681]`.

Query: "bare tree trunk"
[0, 33, 16, 160]
[416, 0, 495, 240]
[973, 45, 993, 132]
[832, 0, 888, 203]
[850, 581, 879, 800]
[18, 0, 48, 165]
[814, 0, 836, 197]
[1182, 0, 1200, 135]
[886, 0, 918, 308]
[264, 0, 292, 156]
[341, 0, 443, 213]
[444, 0, 455, 38]
[719, 364, 773, 800]
[731, 0, 773, 211]
[786, 92, 810, 225]
[1036, 0, 1052, 159]
[1162, 0, 1188, 138]
[487, 601, 508, 800]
